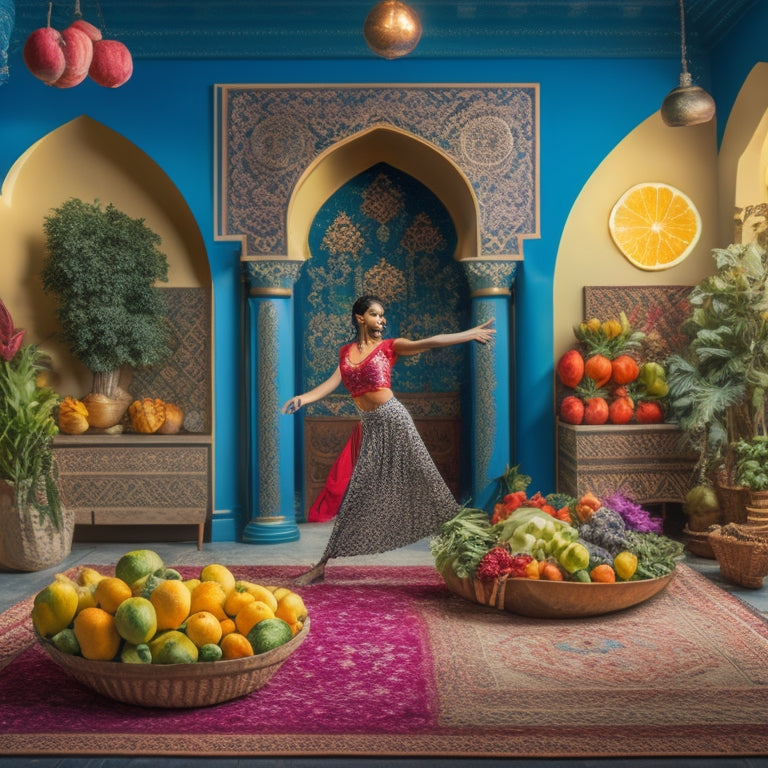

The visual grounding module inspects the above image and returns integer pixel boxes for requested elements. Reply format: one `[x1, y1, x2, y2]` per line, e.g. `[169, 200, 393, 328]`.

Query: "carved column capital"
[461, 259, 518, 298]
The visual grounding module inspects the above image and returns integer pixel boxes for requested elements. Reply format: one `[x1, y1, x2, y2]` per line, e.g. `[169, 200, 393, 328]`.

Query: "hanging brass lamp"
[660, 0, 715, 127]
[364, 0, 422, 60]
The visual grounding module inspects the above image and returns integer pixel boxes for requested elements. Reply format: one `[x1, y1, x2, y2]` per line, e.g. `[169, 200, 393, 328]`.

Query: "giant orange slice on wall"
[608, 182, 701, 271]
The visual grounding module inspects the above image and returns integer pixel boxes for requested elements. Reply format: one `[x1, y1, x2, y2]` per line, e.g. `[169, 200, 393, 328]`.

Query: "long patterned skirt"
[319, 397, 460, 562]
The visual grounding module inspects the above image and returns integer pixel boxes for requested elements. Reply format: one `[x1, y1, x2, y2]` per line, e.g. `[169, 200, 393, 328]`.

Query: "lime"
[115, 549, 164, 587]
[51, 628, 80, 655]
[246, 617, 293, 654]
[115, 596, 158, 644]
[199, 643, 223, 662]
[121, 642, 152, 664]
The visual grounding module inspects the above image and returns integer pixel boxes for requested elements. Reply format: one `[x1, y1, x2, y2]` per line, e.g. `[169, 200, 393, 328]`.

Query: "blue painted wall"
[0, 0, 765, 537]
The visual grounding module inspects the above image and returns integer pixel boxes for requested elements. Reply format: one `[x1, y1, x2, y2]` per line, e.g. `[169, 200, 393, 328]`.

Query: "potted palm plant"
[666, 240, 768, 524]
[41, 198, 170, 429]
[0, 297, 74, 571]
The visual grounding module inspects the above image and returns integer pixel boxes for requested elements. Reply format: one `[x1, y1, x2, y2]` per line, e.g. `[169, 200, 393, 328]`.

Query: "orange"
[235, 600, 275, 636]
[608, 182, 700, 271]
[73, 606, 122, 660]
[200, 564, 236, 596]
[219, 618, 236, 637]
[93, 576, 133, 614]
[224, 588, 255, 618]
[150, 579, 192, 630]
[220, 632, 253, 659]
[189, 580, 228, 620]
[185, 610, 223, 648]
[590, 564, 617, 583]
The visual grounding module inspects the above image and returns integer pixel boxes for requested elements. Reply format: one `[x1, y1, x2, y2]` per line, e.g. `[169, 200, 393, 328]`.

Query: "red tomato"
[635, 401, 664, 423]
[557, 349, 585, 388]
[559, 395, 584, 425]
[584, 354, 612, 387]
[583, 397, 609, 425]
[609, 396, 634, 424]
[611, 355, 640, 385]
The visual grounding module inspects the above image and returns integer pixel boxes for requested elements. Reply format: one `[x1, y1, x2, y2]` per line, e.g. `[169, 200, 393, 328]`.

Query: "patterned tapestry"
[296, 162, 468, 416]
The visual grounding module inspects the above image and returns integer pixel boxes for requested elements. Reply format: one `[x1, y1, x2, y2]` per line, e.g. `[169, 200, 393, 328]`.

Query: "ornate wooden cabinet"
[54, 434, 211, 549]
[556, 422, 697, 505]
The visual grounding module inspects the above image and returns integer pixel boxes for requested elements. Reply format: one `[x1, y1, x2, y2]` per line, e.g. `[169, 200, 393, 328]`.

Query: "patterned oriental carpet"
[2, 564, 768, 758]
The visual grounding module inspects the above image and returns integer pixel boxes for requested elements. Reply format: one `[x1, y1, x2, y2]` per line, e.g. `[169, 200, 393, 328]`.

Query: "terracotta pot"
[0, 479, 74, 572]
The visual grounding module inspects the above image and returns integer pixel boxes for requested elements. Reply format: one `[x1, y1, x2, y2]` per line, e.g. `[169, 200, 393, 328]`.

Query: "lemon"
[149, 630, 199, 664]
[31, 581, 79, 637]
[121, 642, 152, 664]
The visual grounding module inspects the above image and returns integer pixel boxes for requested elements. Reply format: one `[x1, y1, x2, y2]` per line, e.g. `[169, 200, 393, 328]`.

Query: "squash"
[129, 398, 166, 434]
[157, 402, 184, 434]
[58, 397, 90, 434]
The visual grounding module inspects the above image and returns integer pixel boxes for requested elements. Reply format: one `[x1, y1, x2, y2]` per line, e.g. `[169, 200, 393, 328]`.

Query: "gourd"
[89, 39, 133, 88]
[58, 397, 90, 435]
[52, 25, 93, 89]
[129, 398, 166, 434]
[157, 402, 184, 434]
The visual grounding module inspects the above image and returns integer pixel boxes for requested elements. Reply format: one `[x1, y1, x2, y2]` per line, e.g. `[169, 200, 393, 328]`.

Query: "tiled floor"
[2, 522, 768, 768]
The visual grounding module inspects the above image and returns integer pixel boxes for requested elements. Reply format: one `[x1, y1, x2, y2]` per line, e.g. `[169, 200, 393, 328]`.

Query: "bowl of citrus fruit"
[31, 549, 310, 708]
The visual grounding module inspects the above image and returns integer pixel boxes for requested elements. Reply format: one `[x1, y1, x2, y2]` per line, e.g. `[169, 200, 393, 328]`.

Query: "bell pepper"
[557, 541, 591, 574]
[638, 362, 669, 398]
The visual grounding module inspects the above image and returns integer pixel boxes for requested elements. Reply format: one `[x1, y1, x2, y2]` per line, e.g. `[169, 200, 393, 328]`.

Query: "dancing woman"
[281, 295, 495, 585]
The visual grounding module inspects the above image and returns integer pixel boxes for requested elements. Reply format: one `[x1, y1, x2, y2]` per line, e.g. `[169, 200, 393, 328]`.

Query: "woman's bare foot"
[294, 561, 326, 586]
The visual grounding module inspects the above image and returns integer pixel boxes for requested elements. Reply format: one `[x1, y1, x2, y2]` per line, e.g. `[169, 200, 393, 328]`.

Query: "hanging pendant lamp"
[364, 0, 422, 60]
[660, 0, 715, 127]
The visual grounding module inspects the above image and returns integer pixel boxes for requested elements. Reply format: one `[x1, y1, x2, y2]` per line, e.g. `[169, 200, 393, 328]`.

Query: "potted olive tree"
[0, 297, 73, 571]
[665, 241, 768, 523]
[41, 198, 170, 428]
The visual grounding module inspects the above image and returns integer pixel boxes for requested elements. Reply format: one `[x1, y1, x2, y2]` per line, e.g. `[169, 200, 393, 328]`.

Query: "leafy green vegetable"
[624, 530, 684, 578]
[430, 507, 497, 578]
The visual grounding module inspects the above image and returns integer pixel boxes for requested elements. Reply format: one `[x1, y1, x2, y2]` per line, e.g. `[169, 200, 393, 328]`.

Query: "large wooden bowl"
[440, 568, 674, 619]
[36, 618, 310, 708]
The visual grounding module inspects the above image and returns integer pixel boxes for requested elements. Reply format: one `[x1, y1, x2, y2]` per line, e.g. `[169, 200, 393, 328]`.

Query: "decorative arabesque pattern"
[218, 85, 537, 258]
[297, 163, 468, 417]
[129, 288, 212, 434]
[257, 302, 281, 517]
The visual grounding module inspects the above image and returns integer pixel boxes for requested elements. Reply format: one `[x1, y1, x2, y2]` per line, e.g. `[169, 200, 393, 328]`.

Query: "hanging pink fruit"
[68, 19, 102, 42]
[52, 25, 94, 88]
[89, 39, 133, 88]
[23, 27, 66, 84]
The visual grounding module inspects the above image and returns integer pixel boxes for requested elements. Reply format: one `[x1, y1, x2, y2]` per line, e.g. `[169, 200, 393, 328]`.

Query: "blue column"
[242, 260, 303, 544]
[462, 260, 518, 510]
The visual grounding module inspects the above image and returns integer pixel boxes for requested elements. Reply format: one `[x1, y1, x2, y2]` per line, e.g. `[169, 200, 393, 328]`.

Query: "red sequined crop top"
[339, 338, 398, 398]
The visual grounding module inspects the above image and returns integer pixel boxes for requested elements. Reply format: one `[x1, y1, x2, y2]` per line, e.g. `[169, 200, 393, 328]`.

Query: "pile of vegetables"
[431, 466, 684, 584]
[557, 312, 669, 426]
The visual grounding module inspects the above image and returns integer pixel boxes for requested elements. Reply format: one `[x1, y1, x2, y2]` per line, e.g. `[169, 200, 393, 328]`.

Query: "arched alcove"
[0, 115, 214, 546]
[287, 124, 481, 262]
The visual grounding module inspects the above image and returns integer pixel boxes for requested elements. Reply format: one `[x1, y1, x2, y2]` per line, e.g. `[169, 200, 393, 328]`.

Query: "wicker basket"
[683, 525, 715, 559]
[36, 618, 310, 708]
[708, 528, 768, 589]
[715, 483, 750, 523]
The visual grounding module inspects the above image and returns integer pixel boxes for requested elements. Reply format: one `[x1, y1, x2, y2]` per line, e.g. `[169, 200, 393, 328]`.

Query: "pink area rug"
[2, 564, 768, 757]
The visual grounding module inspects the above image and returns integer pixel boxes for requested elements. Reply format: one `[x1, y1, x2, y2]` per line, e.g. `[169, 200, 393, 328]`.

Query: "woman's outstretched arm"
[393, 319, 495, 357]
[281, 366, 343, 414]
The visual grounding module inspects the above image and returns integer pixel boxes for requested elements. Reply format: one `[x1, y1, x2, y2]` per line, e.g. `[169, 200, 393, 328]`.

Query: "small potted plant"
[0, 297, 74, 571]
[733, 436, 768, 508]
[41, 198, 170, 429]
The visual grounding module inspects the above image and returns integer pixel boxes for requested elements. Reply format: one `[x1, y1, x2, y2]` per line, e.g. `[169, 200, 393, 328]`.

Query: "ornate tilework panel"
[217, 84, 538, 258]
[129, 287, 212, 434]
